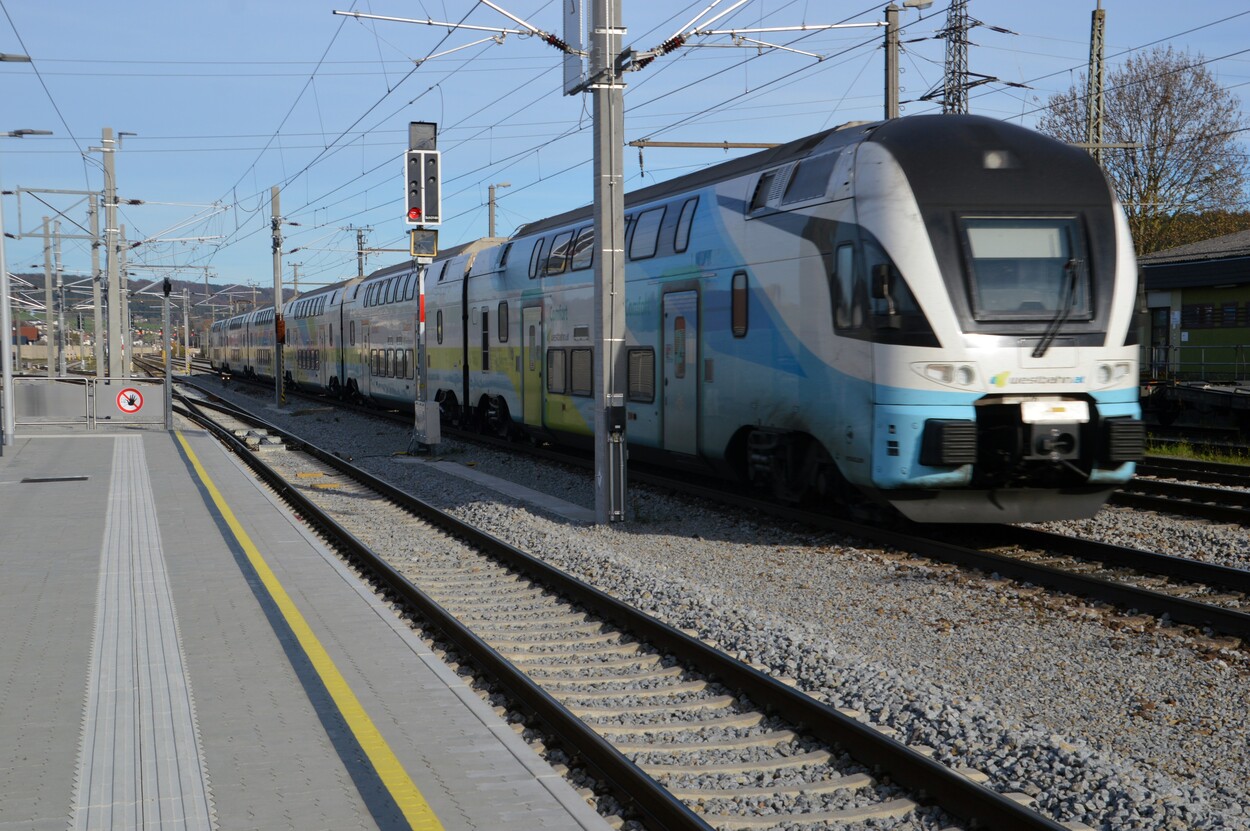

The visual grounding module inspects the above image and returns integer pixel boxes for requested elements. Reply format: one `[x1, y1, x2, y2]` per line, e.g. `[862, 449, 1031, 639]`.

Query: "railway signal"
[405, 122, 441, 227]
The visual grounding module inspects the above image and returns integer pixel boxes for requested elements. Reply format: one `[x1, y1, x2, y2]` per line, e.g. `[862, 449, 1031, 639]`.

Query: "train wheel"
[481, 396, 516, 440]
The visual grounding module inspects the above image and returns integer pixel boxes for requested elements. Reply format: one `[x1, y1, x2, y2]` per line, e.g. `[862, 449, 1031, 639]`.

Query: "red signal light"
[408, 207, 422, 221]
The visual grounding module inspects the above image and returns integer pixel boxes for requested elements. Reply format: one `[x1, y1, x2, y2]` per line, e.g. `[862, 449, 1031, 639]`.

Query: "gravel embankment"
[196, 382, 1250, 830]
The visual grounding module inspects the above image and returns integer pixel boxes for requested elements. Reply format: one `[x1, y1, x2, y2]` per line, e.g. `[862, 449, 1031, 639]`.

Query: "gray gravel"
[199, 382, 1250, 830]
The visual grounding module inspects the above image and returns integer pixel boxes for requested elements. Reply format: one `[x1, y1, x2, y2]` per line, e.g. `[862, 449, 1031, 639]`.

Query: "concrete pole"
[103, 128, 123, 379]
[42, 217, 52, 378]
[885, 4, 900, 119]
[591, 0, 627, 523]
[89, 198, 104, 376]
[488, 184, 497, 238]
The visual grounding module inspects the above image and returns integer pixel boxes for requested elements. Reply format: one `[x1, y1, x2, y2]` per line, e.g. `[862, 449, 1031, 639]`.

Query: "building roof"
[1139, 228, 1250, 265]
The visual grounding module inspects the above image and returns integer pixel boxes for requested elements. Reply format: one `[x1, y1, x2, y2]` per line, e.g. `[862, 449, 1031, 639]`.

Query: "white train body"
[211, 115, 1143, 523]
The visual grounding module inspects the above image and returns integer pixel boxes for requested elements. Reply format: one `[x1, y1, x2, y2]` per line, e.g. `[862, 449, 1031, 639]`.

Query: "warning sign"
[116, 388, 144, 414]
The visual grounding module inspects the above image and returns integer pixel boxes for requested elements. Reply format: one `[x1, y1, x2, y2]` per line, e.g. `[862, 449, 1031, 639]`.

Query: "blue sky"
[1, 0, 1247, 304]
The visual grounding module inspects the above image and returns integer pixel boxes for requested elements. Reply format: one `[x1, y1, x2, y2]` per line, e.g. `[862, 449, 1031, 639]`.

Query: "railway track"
[1138, 454, 1250, 487]
[177, 370, 1250, 645]
[1112, 477, 1250, 523]
[172, 385, 1074, 831]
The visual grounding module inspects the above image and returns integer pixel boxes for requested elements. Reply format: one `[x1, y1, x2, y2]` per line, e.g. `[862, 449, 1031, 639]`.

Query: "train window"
[499, 242, 513, 269]
[782, 154, 836, 203]
[749, 172, 776, 212]
[436, 310, 443, 344]
[832, 243, 863, 331]
[673, 317, 687, 379]
[570, 348, 593, 396]
[570, 227, 594, 271]
[546, 231, 574, 276]
[350, 321, 356, 346]
[384, 279, 395, 305]
[405, 274, 417, 301]
[547, 349, 567, 394]
[627, 348, 655, 403]
[961, 216, 1090, 321]
[435, 261, 449, 282]
[387, 348, 396, 377]
[630, 207, 665, 260]
[732, 271, 749, 337]
[481, 309, 490, 371]
[529, 238, 547, 279]
[406, 349, 414, 379]
[498, 302, 509, 343]
[675, 198, 697, 253]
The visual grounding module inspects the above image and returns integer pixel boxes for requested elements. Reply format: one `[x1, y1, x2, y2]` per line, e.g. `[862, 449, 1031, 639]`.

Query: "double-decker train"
[209, 114, 1145, 523]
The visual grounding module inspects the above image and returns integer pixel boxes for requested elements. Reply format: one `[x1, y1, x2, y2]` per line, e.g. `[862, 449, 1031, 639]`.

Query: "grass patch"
[1147, 438, 1250, 465]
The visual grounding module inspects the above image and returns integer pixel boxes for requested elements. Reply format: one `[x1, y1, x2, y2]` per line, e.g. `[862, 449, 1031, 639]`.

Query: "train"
[208, 113, 1145, 523]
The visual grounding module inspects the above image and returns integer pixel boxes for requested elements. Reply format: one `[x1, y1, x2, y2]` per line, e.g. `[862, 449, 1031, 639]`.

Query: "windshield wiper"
[1032, 258, 1083, 358]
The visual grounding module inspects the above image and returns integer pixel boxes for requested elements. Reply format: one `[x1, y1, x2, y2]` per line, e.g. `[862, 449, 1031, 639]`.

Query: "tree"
[1037, 46, 1247, 254]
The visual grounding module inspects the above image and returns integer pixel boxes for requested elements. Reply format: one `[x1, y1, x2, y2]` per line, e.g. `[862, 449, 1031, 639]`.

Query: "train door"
[662, 290, 699, 454]
[361, 323, 371, 398]
[522, 306, 543, 427]
[320, 323, 330, 388]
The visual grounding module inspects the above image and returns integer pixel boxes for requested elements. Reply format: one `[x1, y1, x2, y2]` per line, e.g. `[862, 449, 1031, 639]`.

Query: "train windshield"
[961, 216, 1092, 322]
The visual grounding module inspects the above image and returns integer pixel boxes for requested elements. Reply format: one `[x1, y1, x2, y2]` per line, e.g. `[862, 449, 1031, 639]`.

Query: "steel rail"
[1112, 479, 1250, 524]
[174, 390, 1067, 831]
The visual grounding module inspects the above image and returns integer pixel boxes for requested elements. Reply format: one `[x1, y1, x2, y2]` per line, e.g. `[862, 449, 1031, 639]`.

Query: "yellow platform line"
[175, 431, 443, 831]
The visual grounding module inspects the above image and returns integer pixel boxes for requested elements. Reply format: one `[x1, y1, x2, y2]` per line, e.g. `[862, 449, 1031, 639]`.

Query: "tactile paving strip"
[69, 435, 215, 830]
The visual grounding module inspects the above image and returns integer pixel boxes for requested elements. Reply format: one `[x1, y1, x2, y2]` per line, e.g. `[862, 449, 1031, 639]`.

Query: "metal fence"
[12, 376, 167, 429]
[1144, 345, 1250, 385]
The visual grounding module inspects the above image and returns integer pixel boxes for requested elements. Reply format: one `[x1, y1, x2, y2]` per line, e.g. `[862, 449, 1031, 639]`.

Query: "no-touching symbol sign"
[116, 388, 144, 414]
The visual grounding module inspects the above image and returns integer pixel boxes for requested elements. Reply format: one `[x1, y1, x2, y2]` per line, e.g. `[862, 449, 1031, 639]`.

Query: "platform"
[0, 426, 612, 831]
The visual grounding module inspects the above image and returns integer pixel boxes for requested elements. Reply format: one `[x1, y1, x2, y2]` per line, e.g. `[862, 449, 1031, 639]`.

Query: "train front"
[850, 115, 1144, 523]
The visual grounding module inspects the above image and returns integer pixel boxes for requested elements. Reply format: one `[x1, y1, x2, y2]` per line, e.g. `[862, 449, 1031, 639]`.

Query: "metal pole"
[183, 287, 190, 374]
[103, 127, 123, 379]
[120, 225, 131, 377]
[42, 217, 52, 378]
[0, 171, 13, 446]
[591, 0, 627, 523]
[271, 185, 284, 407]
[89, 197, 104, 376]
[885, 3, 900, 119]
[1085, 0, 1106, 166]
[55, 220, 66, 376]
[162, 279, 171, 429]
[0, 56, 39, 449]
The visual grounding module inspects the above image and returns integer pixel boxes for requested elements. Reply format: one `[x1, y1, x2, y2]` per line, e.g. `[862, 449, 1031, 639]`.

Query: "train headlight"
[914, 362, 979, 390]
[1093, 361, 1134, 389]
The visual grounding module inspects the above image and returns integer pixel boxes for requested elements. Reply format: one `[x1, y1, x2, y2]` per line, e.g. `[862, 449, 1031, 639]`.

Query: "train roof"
[513, 120, 879, 237]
